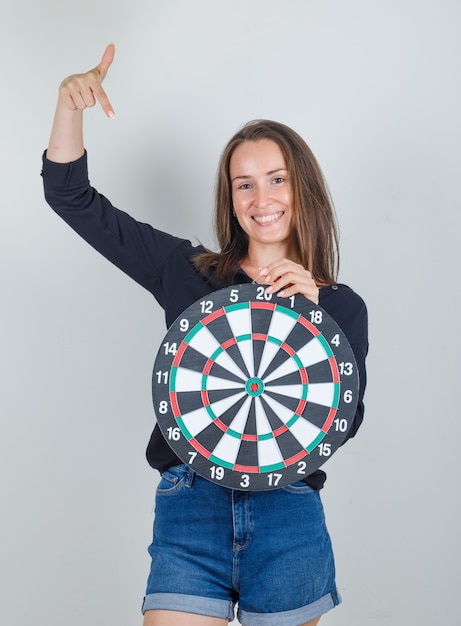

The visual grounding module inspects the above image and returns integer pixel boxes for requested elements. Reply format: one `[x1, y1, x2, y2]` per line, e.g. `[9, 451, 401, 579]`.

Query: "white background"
[1, 1, 460, 624]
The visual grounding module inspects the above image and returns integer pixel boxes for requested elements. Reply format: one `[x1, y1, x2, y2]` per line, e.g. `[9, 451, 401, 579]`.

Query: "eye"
[272, 176, 285, 184]
[238, 183, 252, 190]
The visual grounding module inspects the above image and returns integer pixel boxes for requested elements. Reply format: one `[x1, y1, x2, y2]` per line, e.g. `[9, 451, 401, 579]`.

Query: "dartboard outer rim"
[152, 283, 358, 491]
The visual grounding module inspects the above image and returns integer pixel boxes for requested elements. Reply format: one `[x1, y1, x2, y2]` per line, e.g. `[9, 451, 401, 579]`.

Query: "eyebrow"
[231, 168, 288, 183]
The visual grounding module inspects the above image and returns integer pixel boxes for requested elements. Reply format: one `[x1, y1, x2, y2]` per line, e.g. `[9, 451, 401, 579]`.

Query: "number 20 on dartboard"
[152, 284, 359, 490]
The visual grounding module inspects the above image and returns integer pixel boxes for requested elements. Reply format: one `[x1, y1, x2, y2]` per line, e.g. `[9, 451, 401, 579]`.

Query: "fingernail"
[108, 110, 115, 119]
[259, 267, 267, 275]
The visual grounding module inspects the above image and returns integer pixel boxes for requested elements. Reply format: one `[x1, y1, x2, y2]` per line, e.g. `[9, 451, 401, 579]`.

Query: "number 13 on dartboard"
[152, 284, 359, 491]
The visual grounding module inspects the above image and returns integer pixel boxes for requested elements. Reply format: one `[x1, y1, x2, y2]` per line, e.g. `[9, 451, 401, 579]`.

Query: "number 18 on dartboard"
[152, 284, 359, 490]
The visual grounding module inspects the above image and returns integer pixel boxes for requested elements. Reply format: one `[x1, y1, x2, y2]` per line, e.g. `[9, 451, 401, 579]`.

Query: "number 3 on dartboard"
[240, 474, 250, 488]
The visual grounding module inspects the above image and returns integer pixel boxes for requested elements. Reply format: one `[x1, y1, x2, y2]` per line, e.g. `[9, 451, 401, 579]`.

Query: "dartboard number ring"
[152, 283, 358, 490]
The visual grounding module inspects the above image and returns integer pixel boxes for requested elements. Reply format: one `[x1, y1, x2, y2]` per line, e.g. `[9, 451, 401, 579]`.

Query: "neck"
[241, 242, 298, 282]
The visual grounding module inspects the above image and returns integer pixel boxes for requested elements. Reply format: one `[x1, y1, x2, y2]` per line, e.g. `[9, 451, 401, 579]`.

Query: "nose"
[254, 185, 272, 208]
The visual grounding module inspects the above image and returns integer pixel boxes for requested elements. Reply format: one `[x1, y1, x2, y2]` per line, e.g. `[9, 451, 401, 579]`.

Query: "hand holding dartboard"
[152, 284, 358, 490]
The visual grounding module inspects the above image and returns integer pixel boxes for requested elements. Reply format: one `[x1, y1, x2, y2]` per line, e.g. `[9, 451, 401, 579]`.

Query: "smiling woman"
[42, 44, 368, 626]
[194, 119, 340, 293]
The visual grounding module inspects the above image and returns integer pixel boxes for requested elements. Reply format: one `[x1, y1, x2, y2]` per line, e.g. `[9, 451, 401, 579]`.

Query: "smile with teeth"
[253, 211, 284, 224]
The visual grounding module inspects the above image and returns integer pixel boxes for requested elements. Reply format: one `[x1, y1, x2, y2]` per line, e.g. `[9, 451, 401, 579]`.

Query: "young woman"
[42, 44, 368, 626]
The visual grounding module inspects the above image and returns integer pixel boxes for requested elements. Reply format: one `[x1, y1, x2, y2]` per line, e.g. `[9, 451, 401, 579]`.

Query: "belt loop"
[185, 465, 195, 488]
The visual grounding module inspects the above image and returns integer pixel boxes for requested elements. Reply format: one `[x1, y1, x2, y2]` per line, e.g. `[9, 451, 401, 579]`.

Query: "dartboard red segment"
[286, 449, 309, 465]
[322, 408, 338, 432]
[202, 308, 225, 324]
[234, 463, 260, 473]
[251, 301, 274, 310]
[241, 433, 258, 442]
[329, 356, 340, 382]
[297, 315, 321, 336]
[170, 392, 180, 417]
[152, 284, 359, 490]
[221, 337, 238, 350]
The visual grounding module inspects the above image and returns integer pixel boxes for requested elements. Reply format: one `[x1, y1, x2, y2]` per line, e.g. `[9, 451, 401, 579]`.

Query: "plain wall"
[1, 1, 460, 624]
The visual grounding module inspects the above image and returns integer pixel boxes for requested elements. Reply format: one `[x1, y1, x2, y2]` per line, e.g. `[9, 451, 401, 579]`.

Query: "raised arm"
[46, 44, 115, 163]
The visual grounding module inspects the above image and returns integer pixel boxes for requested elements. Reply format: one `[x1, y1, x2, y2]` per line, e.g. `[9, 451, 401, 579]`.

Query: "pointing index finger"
[94, 43, 115, 118]
[92, 82, 115, 118]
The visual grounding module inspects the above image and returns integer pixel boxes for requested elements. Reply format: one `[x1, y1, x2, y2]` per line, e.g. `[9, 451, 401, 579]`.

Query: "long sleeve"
[41, 151, 187, 301]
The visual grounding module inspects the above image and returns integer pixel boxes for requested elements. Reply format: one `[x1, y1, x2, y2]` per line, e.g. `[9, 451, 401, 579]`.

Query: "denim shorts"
[142, 464, 340, 625]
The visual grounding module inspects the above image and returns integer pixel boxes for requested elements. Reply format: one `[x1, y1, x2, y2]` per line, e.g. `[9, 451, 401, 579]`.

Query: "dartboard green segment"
[152, 284, 359, 491]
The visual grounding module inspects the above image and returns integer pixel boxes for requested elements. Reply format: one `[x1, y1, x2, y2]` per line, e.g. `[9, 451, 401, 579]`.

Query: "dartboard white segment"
[152, 284, 359, 490]
[212, 349, 248, 381]
[226, 396, 253, 433]
[225, 307, 253, 338]
[261, 393, 302, 425]
[171, 367, 203, 393]
[185, 322, 219, 356]
[254, 396, 274, 437]
[287, 416, 322, 449]
[204, 391, 247, 418]
[173, 367, 244, 393]
[257, 437, 284, 468]
[179, 406, 215, 438]
[306, 382, 336, 407]
[186, 324, 247, 380]
[211, 432, 243, 466]
[201, 374, 245, 392]
[296, 337, 331, 368]
[225, 308, 255, 377]
[264, 384, 306, 400]
[266, 307, 299, 341]
[256, 341, 280, 379]
[262, 356, 300, 383]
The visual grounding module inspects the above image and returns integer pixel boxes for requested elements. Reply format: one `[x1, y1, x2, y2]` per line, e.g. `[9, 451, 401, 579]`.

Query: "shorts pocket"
[156, 464, 191, 495]
[281, 480, 315, 494]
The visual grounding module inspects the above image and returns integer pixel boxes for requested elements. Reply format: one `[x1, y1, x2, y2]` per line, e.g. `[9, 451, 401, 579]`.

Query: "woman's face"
[229, 139, 295, 249]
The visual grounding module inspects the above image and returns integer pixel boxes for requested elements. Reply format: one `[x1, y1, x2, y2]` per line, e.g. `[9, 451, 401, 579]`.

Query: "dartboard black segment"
[152, 284, 358, 490]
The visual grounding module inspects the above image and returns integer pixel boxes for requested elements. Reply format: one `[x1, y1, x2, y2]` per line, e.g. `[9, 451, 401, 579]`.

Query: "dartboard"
[152, 284, 358, 490]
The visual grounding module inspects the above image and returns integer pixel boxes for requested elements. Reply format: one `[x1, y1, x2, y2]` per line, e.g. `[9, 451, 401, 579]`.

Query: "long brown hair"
[194, 120, 339, 285]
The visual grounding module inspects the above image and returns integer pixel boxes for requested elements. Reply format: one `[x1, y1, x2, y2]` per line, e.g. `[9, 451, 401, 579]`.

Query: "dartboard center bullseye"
[245, 377, 265, 397]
